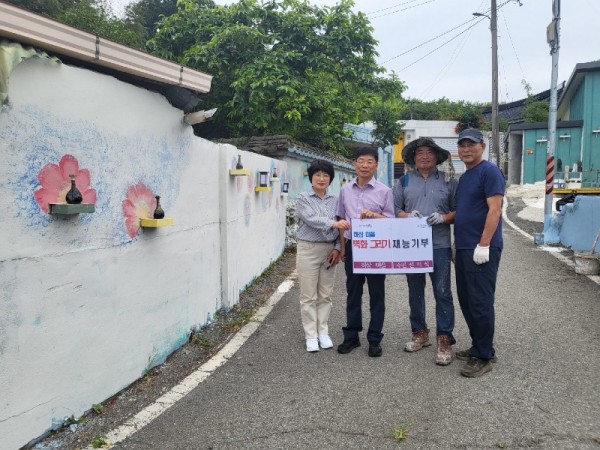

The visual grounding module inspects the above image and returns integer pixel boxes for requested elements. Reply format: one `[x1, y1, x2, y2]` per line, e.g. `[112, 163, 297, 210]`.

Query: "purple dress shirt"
[336, 177, 395, 239]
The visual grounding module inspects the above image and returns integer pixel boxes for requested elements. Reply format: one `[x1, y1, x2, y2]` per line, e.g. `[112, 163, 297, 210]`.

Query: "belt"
[299, 239, 336, 244]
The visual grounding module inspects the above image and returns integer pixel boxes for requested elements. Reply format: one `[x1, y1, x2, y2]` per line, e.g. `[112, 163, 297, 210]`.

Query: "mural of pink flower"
[122, 182, 157, 238]
[34, 154, 97, 213]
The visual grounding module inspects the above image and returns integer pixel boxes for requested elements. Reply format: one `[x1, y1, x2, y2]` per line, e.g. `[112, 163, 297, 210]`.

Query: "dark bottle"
[236, 155, 243, 170]
[66, 174, 83, 204]
[153, 195, 165, 219]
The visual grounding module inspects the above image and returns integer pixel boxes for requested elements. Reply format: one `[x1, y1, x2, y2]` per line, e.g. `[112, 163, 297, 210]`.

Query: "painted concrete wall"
[0, 57, 286, 448]
[552, 196, 600, 252]
[219, 146, 287, 307]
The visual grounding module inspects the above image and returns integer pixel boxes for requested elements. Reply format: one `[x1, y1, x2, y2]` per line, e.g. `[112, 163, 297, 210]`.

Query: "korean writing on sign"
[351, 218, 433, 274]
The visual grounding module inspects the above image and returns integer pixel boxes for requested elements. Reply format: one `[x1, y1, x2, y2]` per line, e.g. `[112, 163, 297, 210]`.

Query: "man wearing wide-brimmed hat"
[393, 137, 458, 366]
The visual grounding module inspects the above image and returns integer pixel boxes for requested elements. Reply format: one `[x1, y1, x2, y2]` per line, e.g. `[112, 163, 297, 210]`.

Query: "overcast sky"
[209, 0, 598, 104]
[110, 0, 599, 104]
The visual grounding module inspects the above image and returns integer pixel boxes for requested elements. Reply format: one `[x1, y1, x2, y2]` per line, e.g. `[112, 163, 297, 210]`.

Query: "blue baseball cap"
[458, 128, 484, 143]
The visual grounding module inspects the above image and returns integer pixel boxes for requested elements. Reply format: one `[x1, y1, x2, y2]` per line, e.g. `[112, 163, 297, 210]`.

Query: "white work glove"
[426, 212, 444, 225]
[473, 244, 490, 265]
[409, 210, 423, 218]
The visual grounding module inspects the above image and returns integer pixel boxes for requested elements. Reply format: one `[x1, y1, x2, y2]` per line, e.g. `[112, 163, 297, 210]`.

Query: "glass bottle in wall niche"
[236, 155, 244, 169]
[66, 174, 83, 204]
[153, 195, 165, 219]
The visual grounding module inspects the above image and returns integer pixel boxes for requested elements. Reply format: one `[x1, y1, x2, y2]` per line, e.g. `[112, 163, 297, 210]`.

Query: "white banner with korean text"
[351, 218, 433, 274]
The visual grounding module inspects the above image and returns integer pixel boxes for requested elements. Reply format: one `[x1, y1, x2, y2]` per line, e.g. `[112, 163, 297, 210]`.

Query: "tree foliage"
[5, 0, 145, 49]
[148, 0, 406, 153]
[521, 80, 549, 123]
[8, 0, 406, 152]
[398, 97, 487, 122]
[369, 72, 405, 148]
[6, 0, 83, 17]
[60, 1, 145, 48]
[123, 0, 213, 46]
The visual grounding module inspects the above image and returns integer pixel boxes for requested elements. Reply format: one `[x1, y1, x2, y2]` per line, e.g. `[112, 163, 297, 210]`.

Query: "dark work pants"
[343, 240, 386, 344]
[455, 248, 502, 361]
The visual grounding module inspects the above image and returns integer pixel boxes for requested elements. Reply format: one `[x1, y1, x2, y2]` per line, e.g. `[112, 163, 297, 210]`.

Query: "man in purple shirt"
[335, 146, 395, 357]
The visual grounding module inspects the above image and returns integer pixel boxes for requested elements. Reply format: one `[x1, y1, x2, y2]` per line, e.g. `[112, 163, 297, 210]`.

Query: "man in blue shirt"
[454, 128, 505, 378]
[394, 137, 457, 366]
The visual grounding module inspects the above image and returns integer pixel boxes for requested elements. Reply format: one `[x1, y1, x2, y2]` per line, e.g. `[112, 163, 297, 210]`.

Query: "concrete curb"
[84, 272, 298, 449]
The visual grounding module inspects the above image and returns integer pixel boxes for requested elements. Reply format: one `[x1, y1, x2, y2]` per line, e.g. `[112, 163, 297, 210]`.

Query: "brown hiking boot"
[404, 329, 431, 352]
[435, 335, 453, 366]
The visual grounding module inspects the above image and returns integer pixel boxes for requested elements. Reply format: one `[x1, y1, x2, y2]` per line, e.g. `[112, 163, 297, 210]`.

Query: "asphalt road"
[113, 211, 600, 449]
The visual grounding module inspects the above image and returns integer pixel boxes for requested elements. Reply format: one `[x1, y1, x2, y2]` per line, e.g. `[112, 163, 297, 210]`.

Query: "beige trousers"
[296, 240, 336, 339]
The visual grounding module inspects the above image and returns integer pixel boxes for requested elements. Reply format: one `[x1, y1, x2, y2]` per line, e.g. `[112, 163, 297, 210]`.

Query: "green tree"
[5, 0, 83, 17]
[59, 0, 145, 49]
[148, 0, 405, 153]
[398, 97, 487, 123]
[5, 0, 146, 49]
[369, 72, 405, 148]
[521, 80, 549, 123]
[522, 100, 549, 123]
[123, 0, 213, 45]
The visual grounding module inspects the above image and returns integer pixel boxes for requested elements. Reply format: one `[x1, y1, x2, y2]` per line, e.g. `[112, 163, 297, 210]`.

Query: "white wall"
[219, 145, 287, 307]
[0, 57, 286, 449]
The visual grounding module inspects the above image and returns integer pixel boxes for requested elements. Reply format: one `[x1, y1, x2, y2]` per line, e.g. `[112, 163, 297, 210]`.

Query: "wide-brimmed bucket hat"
[402, 137, 451, 165]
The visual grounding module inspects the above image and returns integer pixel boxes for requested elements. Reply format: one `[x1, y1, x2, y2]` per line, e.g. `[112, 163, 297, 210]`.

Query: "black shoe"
[456, 348, 497, 363]
[337, 338, 360, 354]
[460, 357, 492, 378]
[368, 343, 382, 357]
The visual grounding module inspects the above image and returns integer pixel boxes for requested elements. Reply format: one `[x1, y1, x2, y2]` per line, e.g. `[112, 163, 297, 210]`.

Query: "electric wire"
[501, 9, 526, 100]
[409, 0, 486, 98]
[381, 16, 480, 64]
[368, 0, 439, 20]
[366, 0, 427, 16]
[416, 16, 478, 99]
[394, 19, 486, 73]
[385, 0, 514, 75]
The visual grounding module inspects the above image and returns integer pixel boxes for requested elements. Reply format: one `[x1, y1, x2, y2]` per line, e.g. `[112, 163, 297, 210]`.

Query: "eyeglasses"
[355, 159, 377, 166]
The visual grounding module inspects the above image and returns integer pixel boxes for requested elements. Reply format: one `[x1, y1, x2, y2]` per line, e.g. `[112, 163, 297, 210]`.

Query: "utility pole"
[490, 0, 500, 170]
[474, 2, 501, 169]
[491, 0, 500, 169]
[542, 0, 561, 244]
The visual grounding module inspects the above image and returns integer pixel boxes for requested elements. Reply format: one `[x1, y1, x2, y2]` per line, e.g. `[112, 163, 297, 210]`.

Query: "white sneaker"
[318, 334, 333, 349]
[306, 338, 319, 352]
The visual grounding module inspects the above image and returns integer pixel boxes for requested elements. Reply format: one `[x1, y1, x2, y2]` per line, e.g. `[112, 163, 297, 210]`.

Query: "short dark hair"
[307, 159, 335, 183]
[353, 146, 379, 162]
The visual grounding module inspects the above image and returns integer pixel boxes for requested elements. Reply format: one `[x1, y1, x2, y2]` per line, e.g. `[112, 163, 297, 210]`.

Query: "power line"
[366, 0, 427, 16]
[369, 0, 439, 20]
[394, 18, 486, 73]
[501, 7, 526, 91]
[381, 16, 480, 64]
[417, 17, 478, 99]
[384, 0, 514, 75]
